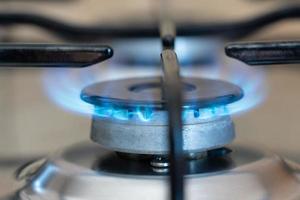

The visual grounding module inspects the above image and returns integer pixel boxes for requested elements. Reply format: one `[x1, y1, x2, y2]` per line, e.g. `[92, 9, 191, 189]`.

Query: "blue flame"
[182, 54, 267, 116]
[42, 65, 161, 119]
[42, 39, 266, 121]
[136, 107, 154, 121]
[222, 62, 266, 116]
[91, 104, 230, 122]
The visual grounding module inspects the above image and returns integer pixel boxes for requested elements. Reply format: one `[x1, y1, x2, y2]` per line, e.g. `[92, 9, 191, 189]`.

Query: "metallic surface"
[9, 142, 300, 200]
[225, 41, 300, 65]
[97, 148, 232, 175]
[81, 77, 243, 109]
[0, 6, 299, 40]
[150, 157, 170, 168]
[91, 115, 235, 154]
[110, 37, 220, 66]
[160, 20, 176, 49]
[160, 26, 183, 199]
[0, 44, 113, 67]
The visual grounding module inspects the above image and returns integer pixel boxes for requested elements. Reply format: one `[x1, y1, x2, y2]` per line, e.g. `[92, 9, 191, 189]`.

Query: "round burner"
[81, 77, 243, 154]
[81, 77, 243, 109]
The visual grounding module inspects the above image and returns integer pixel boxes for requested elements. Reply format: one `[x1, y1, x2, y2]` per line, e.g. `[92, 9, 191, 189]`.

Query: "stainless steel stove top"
[0, 0, 300, 199]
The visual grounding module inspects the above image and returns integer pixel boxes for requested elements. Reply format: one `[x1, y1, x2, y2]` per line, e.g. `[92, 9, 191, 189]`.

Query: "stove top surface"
[0, 0, 300, 198]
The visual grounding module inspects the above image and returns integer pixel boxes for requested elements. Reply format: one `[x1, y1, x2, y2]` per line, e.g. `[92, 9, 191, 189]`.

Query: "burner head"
[81, 77, 243, 155]
[81, 77, 243, 110]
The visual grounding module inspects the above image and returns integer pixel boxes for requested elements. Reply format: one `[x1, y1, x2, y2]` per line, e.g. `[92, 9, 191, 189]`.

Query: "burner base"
[12, 142, 300, 200]
[91, 115, 235, 154]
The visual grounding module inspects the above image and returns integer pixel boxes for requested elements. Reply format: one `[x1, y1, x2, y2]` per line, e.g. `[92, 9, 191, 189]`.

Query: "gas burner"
[80, 77, 243, 155]
[1, 5, 300, 200]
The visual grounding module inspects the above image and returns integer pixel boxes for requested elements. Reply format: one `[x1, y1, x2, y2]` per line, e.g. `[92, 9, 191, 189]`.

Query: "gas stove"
[0, 1, 300, 200]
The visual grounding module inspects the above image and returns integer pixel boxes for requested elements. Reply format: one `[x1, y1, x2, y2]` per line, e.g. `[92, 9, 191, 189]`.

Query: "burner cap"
[81, 76, 243, 109]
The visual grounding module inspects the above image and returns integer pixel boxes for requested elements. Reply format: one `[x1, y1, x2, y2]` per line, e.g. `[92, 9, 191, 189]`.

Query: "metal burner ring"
[81, 76, 243, 109]
[91, 115, 235, 154]
[81, 76, 242, 154]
